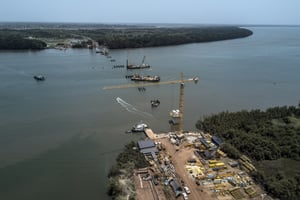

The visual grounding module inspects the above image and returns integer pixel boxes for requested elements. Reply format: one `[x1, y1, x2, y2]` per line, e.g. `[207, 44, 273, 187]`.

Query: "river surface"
[0, 27, 299, 200]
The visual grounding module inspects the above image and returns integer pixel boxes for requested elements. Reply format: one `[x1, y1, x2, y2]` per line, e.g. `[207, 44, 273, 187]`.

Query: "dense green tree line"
[0, 34, 46, 49]
[196, 106, 300, 161]
[196, 105, 300, 199]
[94, 27, 252, 49]
[0, 26, 252, 49]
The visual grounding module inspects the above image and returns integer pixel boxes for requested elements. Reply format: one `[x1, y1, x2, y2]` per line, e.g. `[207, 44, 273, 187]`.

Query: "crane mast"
[178, 73, 185, 134]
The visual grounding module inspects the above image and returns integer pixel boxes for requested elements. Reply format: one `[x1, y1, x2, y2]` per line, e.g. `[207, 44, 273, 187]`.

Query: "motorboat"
[151, 100, 160, 107]
[33, 75, 45, 81]
[132, 123, 148, 132]
[169, 109, 180, 125]
[170, 109, 180, 118]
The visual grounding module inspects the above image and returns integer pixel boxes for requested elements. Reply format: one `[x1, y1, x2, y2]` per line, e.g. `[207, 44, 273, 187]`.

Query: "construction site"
[132, 128, 271, 200]
[104, 74, 271, 200]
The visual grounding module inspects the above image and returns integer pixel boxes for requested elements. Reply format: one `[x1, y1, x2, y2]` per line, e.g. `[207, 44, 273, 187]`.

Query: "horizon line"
[0, 21, 300, 27]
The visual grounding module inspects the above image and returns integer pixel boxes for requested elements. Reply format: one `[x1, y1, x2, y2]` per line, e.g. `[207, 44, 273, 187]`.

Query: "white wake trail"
[116, 97, 153, 118]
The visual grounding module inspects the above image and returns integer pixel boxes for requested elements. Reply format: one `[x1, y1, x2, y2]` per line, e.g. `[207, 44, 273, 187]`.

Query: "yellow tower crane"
[103, 73, 198, 134]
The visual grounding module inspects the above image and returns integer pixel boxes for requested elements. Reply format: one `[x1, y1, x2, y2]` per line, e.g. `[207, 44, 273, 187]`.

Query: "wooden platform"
[144, 128, 158, 140]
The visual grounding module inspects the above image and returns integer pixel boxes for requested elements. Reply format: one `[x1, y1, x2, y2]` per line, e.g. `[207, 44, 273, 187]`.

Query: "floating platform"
[144, 128, 158, 140]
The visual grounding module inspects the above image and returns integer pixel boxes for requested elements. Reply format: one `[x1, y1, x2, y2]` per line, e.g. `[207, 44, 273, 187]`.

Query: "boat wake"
[116, 97, 153, 118]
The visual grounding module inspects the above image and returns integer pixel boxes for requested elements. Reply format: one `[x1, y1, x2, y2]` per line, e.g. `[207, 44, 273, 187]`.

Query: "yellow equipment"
[103, 72, 198, 134]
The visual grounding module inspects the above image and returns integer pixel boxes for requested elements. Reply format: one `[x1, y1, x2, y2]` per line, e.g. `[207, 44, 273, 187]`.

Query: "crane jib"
[103, 78, 198, 90]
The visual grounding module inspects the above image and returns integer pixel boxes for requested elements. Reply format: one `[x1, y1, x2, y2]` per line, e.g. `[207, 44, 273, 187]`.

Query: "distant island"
[0, 23, 252, 50]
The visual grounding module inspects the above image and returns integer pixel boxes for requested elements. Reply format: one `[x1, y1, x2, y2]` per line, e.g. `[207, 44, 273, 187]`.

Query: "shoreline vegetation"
[196, 104, 300, 200]
[107, 141, 149, 200]
[0, 24, 252, 50]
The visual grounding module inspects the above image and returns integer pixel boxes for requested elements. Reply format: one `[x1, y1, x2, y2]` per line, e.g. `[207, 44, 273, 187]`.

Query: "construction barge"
[131, 74, 160, 82]
[126, 56, 151, 69]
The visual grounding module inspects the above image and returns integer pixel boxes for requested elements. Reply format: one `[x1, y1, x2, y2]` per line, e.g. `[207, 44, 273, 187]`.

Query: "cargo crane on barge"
[103, 73, 198, 134]
[127, 56, 150, 70]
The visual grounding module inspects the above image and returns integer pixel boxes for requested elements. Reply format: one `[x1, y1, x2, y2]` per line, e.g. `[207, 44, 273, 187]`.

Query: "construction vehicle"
[103, 73, 199, 134]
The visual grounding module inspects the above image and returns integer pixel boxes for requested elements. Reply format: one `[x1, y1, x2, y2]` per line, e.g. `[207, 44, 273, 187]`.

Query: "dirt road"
[159, 138, 217, 200]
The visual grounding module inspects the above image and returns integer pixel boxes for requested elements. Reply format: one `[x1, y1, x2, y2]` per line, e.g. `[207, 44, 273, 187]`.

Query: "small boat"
[132, 123, 148, 132]
[170, 109, 180, 118]
[95, 48, 101, 53]
[131, 74, 160, 82]
[169, 109, 180, 125]
[151, 100, 160, 107]
[33, 75, 45, 81]
[97, 46, 109, 55]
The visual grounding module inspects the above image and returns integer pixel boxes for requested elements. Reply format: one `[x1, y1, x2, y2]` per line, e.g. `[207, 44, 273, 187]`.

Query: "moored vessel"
[126, 56, 151, 69]
[131, 74, 160, 82]
[170, 109, 180, 118]
[132, 123, 148, 132]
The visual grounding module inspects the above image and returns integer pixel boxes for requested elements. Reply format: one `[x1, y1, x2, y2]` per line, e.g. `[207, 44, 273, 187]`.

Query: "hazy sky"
[0, 0, 299, 25]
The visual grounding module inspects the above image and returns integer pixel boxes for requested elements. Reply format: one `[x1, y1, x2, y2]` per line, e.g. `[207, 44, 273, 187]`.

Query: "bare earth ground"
[134, 135, 267, 200]
[134, 169, 171, 200]
[159, 138, 217, 200]
[134, 136, 220, 200]
[134, 172, 156, 200]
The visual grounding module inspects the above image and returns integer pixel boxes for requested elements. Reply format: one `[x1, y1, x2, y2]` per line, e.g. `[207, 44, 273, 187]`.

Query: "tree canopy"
[196, 105, 300, 199]
[93, 26, 252, 49]
[0, 34, 46, 50]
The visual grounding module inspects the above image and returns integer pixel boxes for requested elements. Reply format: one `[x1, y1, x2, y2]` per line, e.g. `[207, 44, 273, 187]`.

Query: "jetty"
[144, 128, 158, 140]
